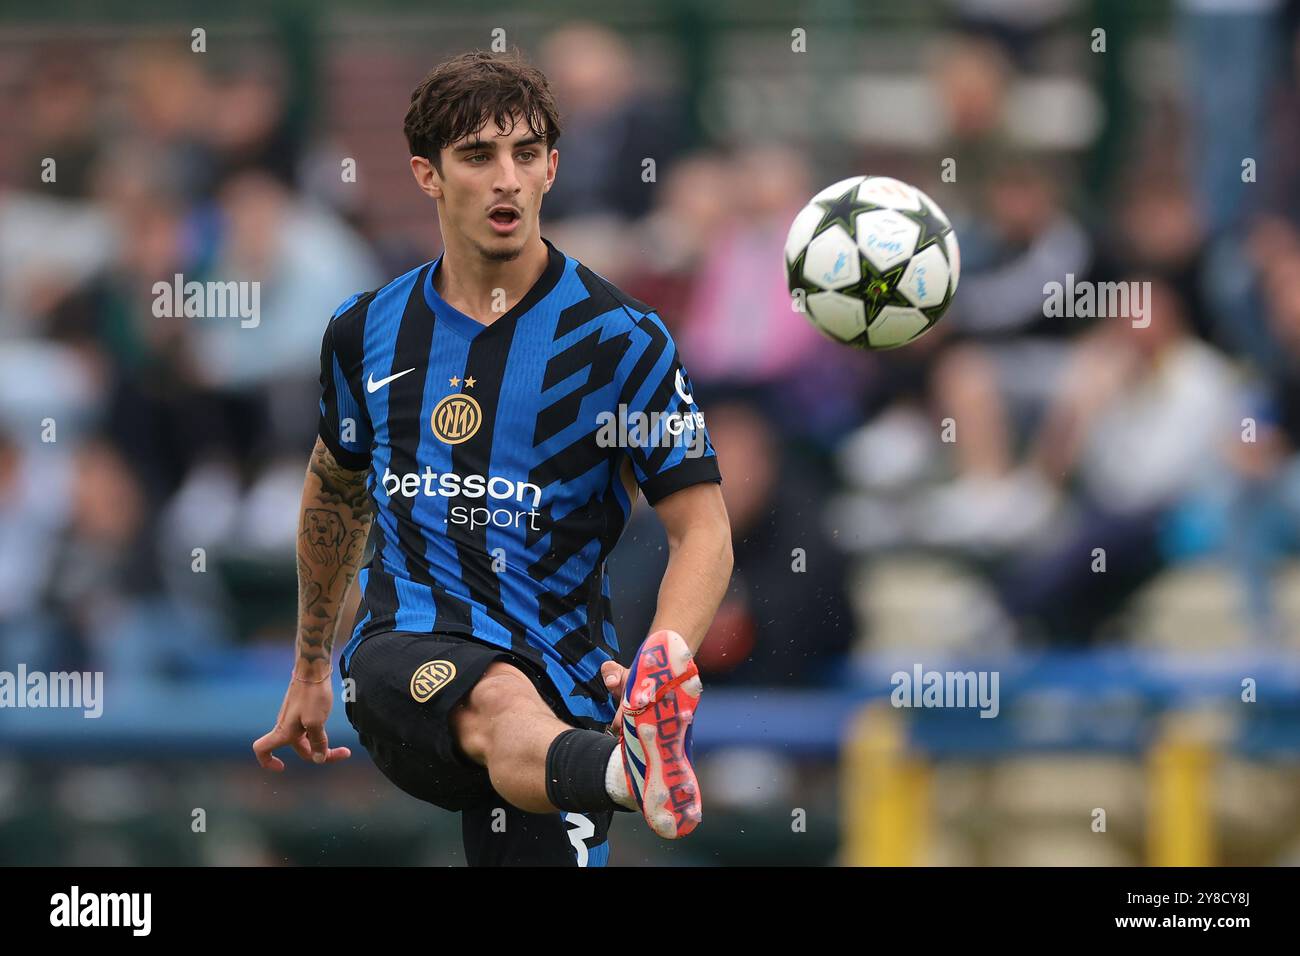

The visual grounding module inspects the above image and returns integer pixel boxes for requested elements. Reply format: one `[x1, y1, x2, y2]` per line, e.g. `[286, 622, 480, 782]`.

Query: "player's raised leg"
[451, 631, 706, 840]
[451, 661, 635, 817]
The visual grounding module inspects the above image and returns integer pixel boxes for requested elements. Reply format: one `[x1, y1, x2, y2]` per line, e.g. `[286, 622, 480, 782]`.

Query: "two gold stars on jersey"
[431, 373, 482, 444]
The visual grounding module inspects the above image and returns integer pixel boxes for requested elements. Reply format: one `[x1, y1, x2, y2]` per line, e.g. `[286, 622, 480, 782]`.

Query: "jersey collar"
[423, 237, 567, 340]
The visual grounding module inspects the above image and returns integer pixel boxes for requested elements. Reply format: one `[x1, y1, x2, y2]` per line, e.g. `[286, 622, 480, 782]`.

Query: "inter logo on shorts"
[410, 660, 457, 702]
[431, 393, 482, 444]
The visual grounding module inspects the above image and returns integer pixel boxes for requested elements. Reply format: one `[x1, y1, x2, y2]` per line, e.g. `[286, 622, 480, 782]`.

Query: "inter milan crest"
[431, 386, 482, 444]
[410, 660, 457, 702]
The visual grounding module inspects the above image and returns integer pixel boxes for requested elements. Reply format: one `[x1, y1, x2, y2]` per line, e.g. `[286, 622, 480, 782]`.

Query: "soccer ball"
[784, 175, 959, 350]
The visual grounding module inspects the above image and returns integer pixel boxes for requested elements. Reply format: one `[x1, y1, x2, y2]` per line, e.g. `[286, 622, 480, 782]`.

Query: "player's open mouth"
[488, 206, 521, 235]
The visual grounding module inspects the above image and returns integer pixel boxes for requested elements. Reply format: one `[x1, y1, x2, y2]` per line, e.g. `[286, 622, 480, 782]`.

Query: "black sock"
[545, 728, 620, 813]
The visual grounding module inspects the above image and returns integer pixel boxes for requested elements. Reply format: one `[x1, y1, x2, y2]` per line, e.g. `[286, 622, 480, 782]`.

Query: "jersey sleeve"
[317, 300, 373, 471]
[616, 312, 721, 505]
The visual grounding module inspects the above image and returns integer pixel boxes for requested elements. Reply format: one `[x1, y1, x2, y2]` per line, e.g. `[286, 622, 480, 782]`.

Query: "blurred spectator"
[18, 46, 105, 200]
[163, 167, 381, 557]
[1206, 212, 1300, 375]
[116, 43, 218, 203]
[1259, 9, 1300, 223]
[539, 22, 688, 224]
[206, 52, 300, 190]
[197, 167, 382, 395]
[0, 184, 115, 339]
[30, 438, 223, 675]
[850, 158, 1094, 548]
[623, 151, 731, 324]
[44, 143, 209, 501]
[610, 394, 857, 685]
[674, 144, 871, 446]
[0, 430, 73, 671]
[929, 34, 1016, 187]
[1225, 239, 1300, 640]
[1178, 0, 1281, 235]
[1000, 279, 1237, 642]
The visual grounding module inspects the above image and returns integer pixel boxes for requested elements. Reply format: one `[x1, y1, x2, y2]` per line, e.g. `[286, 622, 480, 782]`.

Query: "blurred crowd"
[2, 2, 1300, 692]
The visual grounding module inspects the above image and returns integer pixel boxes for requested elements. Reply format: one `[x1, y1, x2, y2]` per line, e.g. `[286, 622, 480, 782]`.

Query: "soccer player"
[252, 50, 733, 866]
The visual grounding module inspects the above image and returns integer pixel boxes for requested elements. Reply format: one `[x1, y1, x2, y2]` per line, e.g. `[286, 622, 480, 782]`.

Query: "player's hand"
[601, 659, 628, 738]
[252, 675, 352, 771]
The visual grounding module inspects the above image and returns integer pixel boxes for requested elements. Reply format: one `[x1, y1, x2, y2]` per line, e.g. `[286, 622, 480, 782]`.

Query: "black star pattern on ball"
[838, 265, 915, 315]
[815, 185, 875, 237]
[907, 200, 950, 250]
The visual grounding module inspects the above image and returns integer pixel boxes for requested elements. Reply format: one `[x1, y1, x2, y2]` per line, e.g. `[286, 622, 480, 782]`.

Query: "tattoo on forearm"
[296, 440, 372, 666]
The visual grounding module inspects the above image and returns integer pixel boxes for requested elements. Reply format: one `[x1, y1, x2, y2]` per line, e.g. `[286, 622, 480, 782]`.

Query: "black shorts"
[342, 630, 614, 866]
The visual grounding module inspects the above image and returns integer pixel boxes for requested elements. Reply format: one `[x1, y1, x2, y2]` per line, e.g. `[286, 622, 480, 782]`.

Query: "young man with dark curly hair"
[253, 50, 732, 866]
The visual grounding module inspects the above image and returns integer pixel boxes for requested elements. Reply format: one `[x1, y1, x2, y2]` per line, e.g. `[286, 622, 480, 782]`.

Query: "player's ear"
[411, 155, 443, 199]
[543, 147, 558, 193]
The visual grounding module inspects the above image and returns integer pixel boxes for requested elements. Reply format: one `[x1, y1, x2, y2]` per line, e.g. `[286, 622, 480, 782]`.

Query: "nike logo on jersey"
[367, 368, 416, 393]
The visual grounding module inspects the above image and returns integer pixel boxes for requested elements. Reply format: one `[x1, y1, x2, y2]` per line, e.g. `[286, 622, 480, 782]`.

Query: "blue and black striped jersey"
[322, 239, 720, 725]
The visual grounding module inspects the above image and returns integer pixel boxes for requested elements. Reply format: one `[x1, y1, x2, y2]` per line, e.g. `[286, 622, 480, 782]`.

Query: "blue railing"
[2, 648, 1298, 759]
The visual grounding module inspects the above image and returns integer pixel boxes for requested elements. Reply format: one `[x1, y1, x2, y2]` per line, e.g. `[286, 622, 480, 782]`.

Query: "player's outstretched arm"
[603, 480, 731, 737]
[649, 481, 733, 654]
[253, 438, 373, 771]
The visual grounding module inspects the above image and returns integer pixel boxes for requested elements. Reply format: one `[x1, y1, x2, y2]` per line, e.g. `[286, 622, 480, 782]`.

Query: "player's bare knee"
[470, 662, 536, 715]
[454, 663, 541, 760]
